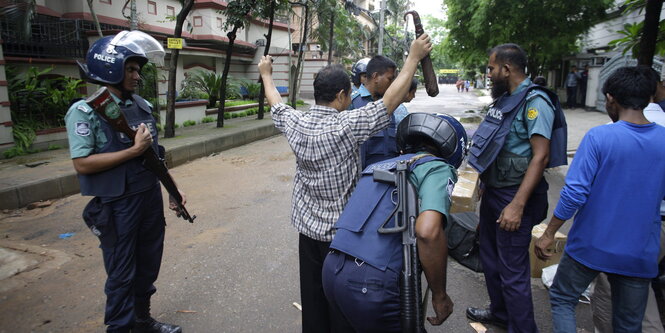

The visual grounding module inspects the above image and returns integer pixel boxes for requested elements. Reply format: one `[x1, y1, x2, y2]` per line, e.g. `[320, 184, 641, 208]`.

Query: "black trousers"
[298, 233, 354, 333]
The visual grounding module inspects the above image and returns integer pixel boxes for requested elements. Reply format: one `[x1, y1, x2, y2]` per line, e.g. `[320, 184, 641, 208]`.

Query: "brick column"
[0, 39, 14, 150]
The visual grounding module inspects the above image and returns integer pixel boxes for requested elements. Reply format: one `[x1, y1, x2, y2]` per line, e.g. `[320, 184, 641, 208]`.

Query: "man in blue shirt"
[536, 66, 665, 333]
[565, 66, 580, 108]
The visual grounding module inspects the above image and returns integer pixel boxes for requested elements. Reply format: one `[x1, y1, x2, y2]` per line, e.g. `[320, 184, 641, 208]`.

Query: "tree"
[424, 15, 456, 70]
[215, 0, 259, 128]
[165, 0, 194, 138]
[257, 0, 291, 119]
[443, 0, 613, 77]
[290, 1, 310, 107]
[609, 0, 664, 66]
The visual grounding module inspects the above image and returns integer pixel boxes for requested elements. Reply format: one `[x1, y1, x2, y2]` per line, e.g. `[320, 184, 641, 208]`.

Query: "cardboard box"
[529, 223, 567, 278]
[451, 164, 480, 214]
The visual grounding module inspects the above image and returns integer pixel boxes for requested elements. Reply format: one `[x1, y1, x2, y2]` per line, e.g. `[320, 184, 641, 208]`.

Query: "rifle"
[375, 160, 427, 333]
[85, 87, 196, 223]
[405, 10, 439, 97]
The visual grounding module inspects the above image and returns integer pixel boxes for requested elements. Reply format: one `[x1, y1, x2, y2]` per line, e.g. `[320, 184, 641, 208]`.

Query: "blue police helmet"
[351, 58, 370, 85]
[78, 31, 165, 85]
[397, 112, 468, 168]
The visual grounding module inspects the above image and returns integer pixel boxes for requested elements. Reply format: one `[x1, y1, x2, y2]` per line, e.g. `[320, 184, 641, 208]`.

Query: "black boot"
[132, 298, 182, 333]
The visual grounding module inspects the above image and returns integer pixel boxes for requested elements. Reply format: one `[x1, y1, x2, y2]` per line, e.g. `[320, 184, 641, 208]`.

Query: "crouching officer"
[65, 31, 184, 333]
[322, 113, 467, 332]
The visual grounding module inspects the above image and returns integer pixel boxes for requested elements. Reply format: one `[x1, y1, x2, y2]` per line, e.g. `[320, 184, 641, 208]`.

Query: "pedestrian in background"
[257, 34, 432, 333]
[579, 65, 589, 108]
[535, 66, 665, 333]
[565, 66, 581, 108]
[66, 31, 184, 333]
[466, 43, 568, 332]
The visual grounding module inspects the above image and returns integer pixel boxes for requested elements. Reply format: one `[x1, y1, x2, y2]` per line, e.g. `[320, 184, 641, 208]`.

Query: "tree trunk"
[637, 0, 663, 66]
[290, 2, 309, 107]
[258, 0, 276, 120]
[327, 6, 335, 65]
[216, 29, 239, 128]
[165, 0, 194, 138]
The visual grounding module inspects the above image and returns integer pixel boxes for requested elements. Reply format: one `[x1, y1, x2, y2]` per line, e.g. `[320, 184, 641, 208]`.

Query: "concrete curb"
[0, 122, 281, 210]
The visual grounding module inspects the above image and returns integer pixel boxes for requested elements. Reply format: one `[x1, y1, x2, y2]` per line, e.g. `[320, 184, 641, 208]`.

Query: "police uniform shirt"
[409, 154, 458, 221]
[502, 78, 555, 157]
[65, 94, 149, 159]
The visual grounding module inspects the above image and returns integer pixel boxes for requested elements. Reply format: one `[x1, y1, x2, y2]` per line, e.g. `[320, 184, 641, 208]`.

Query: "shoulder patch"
[446, 178, 455, 205]
[75, 101, 93, 114]
[75, 121, 91, 136]
[527, 107, 539, 120]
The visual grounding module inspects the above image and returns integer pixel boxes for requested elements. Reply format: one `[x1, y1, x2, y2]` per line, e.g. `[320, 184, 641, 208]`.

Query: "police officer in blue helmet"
[65, 31, 184, 333]
[322, 112, 467, 331]
[350, 57, 370, 97]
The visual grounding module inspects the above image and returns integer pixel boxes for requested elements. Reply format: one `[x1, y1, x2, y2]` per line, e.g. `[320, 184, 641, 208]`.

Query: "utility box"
[529, 223, 567, 278]
[450, 164, 480, 214]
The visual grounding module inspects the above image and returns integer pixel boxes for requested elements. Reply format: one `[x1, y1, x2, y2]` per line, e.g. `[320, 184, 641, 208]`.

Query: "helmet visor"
[109, 31, 165, 66]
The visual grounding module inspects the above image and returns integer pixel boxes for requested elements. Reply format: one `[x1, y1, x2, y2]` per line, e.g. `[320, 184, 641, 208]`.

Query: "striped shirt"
[271, 101, 390, 241]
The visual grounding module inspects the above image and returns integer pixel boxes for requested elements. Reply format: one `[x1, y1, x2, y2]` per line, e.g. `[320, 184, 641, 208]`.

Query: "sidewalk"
[0, 114, 282, 210]
[0, 104, 609, 210]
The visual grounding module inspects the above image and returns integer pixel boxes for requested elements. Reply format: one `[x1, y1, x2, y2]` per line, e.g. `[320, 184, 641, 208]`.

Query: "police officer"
[65, 31, 184, 333]
[465, 43, 567, 332]
[352, 55, 410, 168]
[351, 58, 370, 98]
[322, 113, 467, 332]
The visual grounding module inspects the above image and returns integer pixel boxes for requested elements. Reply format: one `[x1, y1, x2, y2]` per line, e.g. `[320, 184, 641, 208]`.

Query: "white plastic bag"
[541, 264, 593, 304]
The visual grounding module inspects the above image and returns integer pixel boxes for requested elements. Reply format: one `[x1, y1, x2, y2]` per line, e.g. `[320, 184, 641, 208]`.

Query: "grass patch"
[224, 100, 257, 107]
[183, 120, 197, 127]
[201, 116, 215, 123]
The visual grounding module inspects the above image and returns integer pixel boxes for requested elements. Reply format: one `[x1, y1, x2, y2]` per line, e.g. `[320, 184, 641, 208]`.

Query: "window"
[148, 1, 156, 15]
[100, 0, 111, 4]
[193, 16, 202, 27]
[217, 17, 223, 29]
[167, 6, 175, 17]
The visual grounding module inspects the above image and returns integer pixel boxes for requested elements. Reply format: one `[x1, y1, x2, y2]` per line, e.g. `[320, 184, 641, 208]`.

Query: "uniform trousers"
[322, 250, 401, 333]
[479, 185, 548, 333]
[101, 184, 166, 332]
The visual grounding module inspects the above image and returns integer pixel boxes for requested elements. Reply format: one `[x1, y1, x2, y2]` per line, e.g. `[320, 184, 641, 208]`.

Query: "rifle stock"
[376, 161, 426, 333]
[405, 10, 439, 97]
[85, 87, 196, 223]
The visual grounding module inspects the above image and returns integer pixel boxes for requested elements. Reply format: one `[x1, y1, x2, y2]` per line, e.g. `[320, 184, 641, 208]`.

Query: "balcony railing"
[0, 15, 125, 59]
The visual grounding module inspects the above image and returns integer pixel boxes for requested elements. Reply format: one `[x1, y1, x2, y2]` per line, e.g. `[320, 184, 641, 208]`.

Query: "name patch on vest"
[75, 121, 91, 136]
[487, 107, 503, 120]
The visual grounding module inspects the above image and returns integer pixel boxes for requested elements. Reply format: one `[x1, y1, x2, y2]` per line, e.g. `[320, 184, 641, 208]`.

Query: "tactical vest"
[331, 153, 442, 272]
[352, 94, 400, 169]
[78, 94, 160, 199]
[468, 84, 567, 178]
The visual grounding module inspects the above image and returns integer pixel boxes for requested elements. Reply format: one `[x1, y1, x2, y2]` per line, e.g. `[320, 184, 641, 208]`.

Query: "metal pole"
[130, 0, 138, 30]
[378, 0, 386, 55]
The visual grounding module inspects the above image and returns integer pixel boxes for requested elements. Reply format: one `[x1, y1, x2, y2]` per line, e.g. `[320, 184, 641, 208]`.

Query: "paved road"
[0, 85, 599, 332]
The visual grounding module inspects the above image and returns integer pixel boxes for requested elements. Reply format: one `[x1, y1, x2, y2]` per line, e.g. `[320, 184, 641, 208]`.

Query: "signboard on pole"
[167, 38, 183, 49]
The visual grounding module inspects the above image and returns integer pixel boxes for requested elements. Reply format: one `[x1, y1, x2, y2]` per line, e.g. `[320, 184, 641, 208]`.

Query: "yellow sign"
[439, 69, 461, 74]
[167, 38, 183, 49]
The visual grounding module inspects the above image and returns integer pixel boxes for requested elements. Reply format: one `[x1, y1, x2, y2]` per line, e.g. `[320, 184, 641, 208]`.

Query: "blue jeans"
[550, 252, 651, 333]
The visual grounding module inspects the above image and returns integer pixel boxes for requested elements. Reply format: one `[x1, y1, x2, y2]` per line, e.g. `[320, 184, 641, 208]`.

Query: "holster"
[82, 197, 116, 248]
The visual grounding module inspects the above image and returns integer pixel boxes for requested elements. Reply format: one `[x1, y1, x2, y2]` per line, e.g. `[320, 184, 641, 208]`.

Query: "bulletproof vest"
[352, 93, 399, 169]
[468, 84, 567, 177]
[331, 153, 442, 272]
[78, 94, 159, 198]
